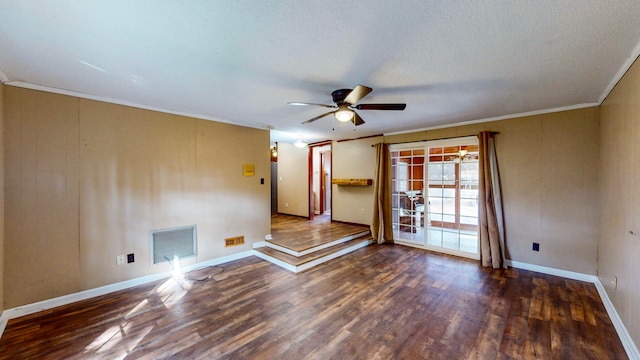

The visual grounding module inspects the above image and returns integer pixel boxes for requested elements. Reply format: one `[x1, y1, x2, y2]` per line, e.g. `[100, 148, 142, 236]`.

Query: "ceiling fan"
[288, 85, 406, 126]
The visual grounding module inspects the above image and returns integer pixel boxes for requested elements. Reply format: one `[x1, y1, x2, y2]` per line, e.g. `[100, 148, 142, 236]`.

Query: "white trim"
[0, 68, 8, 83]
[295, 240, 372, 272]
[265, 231, 370, 257]
[599, 38, 640, 104]
[424, 135, 479, 148]
[254, 240, 373, 273]
[506, 260, 639, 360]
[0, 251, 254, 339]
[383, 103, 599, 137]
[2, 81, 268, 131]
[388, 141, 428, 150]
[251, 250, 297, 272]
[395, 240, 481, 260]
[253, 241, 266, 248]
[593, 279, 640, 360]
[264, 242, 300, 257]
[505, 260, 597, 283]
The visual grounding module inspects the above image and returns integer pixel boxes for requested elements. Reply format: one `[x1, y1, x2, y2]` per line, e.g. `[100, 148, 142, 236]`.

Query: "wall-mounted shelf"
[332, 178, 373, 186]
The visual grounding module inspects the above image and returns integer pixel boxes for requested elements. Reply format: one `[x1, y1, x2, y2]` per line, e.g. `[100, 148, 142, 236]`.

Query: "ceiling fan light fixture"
[334, 105, 354, 122]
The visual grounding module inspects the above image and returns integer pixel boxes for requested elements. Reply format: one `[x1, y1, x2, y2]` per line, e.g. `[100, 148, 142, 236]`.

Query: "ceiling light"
[294, 136, 308, 148]
[334, 105, 354, 122]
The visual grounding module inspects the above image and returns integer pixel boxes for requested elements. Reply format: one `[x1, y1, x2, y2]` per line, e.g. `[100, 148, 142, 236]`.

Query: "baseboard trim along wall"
[506, 260, 640, 360]
[1, 253, 637, 360]
[0, 251, 255, 339]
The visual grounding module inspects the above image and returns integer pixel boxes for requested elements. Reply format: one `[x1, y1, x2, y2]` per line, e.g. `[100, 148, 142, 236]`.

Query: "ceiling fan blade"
[352, 112, 365, 126]
[288, 102, 336, 108]
[301, 111, 335, 124]
[343, 85, 373, 105]
[354, 103, 406, 110]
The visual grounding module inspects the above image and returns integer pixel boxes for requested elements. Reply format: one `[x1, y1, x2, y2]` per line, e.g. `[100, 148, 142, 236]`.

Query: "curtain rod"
[371, 131, 499, 147]
[336, 134, 384, 143]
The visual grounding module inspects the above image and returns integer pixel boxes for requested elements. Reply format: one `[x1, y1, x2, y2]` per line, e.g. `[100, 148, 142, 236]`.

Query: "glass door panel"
[426, 142, 479, 258]
[391, 148, 425, 244]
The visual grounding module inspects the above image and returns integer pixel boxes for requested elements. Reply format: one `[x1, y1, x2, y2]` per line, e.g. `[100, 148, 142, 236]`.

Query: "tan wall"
[385, 107, 600, 275]
[4, 88, 81, 307]
[0, 81, 4, 312]
[332, 136, 382, 225]
[276, 142, 309, 217]
[276, 109, 600, 274]
[4, 87, 270, 307]
[599, 57, 640, 347]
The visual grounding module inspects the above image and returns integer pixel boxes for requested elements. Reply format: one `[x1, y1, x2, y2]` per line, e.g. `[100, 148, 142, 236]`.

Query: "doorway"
[390, 137, 479, 260]
[311, 144, 332, 217]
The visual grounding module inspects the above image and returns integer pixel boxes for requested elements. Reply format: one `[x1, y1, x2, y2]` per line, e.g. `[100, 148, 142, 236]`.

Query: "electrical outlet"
[532, 242, 540, 251]
[127, 253, 135, 263]
[285, 202, 289, 208]
[116, 255, 125, 265]
[611, 276, 618, 290]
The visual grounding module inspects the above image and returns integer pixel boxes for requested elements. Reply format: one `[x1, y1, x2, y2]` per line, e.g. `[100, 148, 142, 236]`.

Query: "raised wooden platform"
[254, 213, 373, 272]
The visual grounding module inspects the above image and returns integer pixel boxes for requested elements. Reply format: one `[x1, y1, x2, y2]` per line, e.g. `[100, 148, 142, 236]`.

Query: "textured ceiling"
[1, 1, 640, 145]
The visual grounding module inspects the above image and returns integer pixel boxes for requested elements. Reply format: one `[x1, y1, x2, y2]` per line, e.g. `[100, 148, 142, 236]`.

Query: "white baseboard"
[253, 241, 266, 249]
[505, 260, 598, 283]
[507, 260, 639, 360]
[295, 239, 372, 273]
[0, 251, 254, 339]
[251, 250, 297, 272]
[593, 279, 640, 360]
[1, 253, 637, 360]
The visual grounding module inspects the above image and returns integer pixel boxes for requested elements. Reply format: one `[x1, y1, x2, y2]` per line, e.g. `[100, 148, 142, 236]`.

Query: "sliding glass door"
[391, 137, 479, 259]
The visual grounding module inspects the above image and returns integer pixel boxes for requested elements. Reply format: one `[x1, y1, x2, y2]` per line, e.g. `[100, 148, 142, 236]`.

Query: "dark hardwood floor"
[0, 245, 627, 359]
[269, 213, 369, 252]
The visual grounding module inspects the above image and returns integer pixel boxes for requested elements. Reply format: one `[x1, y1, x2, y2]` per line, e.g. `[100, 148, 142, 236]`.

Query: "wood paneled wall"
[384, 107, 600, 275]
[331, 136, 382, 225]
[599, 56, 640, 349]
[276, 142, 309, 217]
[3, 87, 270, 307]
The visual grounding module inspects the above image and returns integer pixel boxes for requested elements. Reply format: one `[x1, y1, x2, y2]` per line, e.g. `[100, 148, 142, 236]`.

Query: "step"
[265, 230, 371, 257]
[253, 235, 374, 273]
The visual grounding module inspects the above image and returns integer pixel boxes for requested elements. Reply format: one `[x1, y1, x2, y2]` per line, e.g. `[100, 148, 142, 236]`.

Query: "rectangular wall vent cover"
[225, 236, 245, 247]
[150, 225, 197, 264]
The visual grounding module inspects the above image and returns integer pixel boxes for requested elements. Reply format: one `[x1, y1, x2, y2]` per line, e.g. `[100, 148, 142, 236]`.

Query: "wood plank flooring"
[0, 245, 627, 359]
[269, 213, 369, 252]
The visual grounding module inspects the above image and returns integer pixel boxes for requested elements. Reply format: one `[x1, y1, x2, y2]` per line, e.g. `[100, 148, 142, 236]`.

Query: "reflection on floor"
[394, 225, 479, 254]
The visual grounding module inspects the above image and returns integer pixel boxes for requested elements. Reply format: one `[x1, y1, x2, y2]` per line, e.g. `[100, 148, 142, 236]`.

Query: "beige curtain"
[478, 131, 507, 269]
[371, 143, 393, 243]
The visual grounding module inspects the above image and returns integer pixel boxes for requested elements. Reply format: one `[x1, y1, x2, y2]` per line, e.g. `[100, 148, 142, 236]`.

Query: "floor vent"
[225, 236, 245, 247]
[150, 225, 197, 264]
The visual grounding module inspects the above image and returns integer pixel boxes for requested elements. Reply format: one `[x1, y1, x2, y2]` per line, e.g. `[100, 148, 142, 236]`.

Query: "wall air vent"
[225, 235, 245, 247]
[150, 225, 197, 264]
